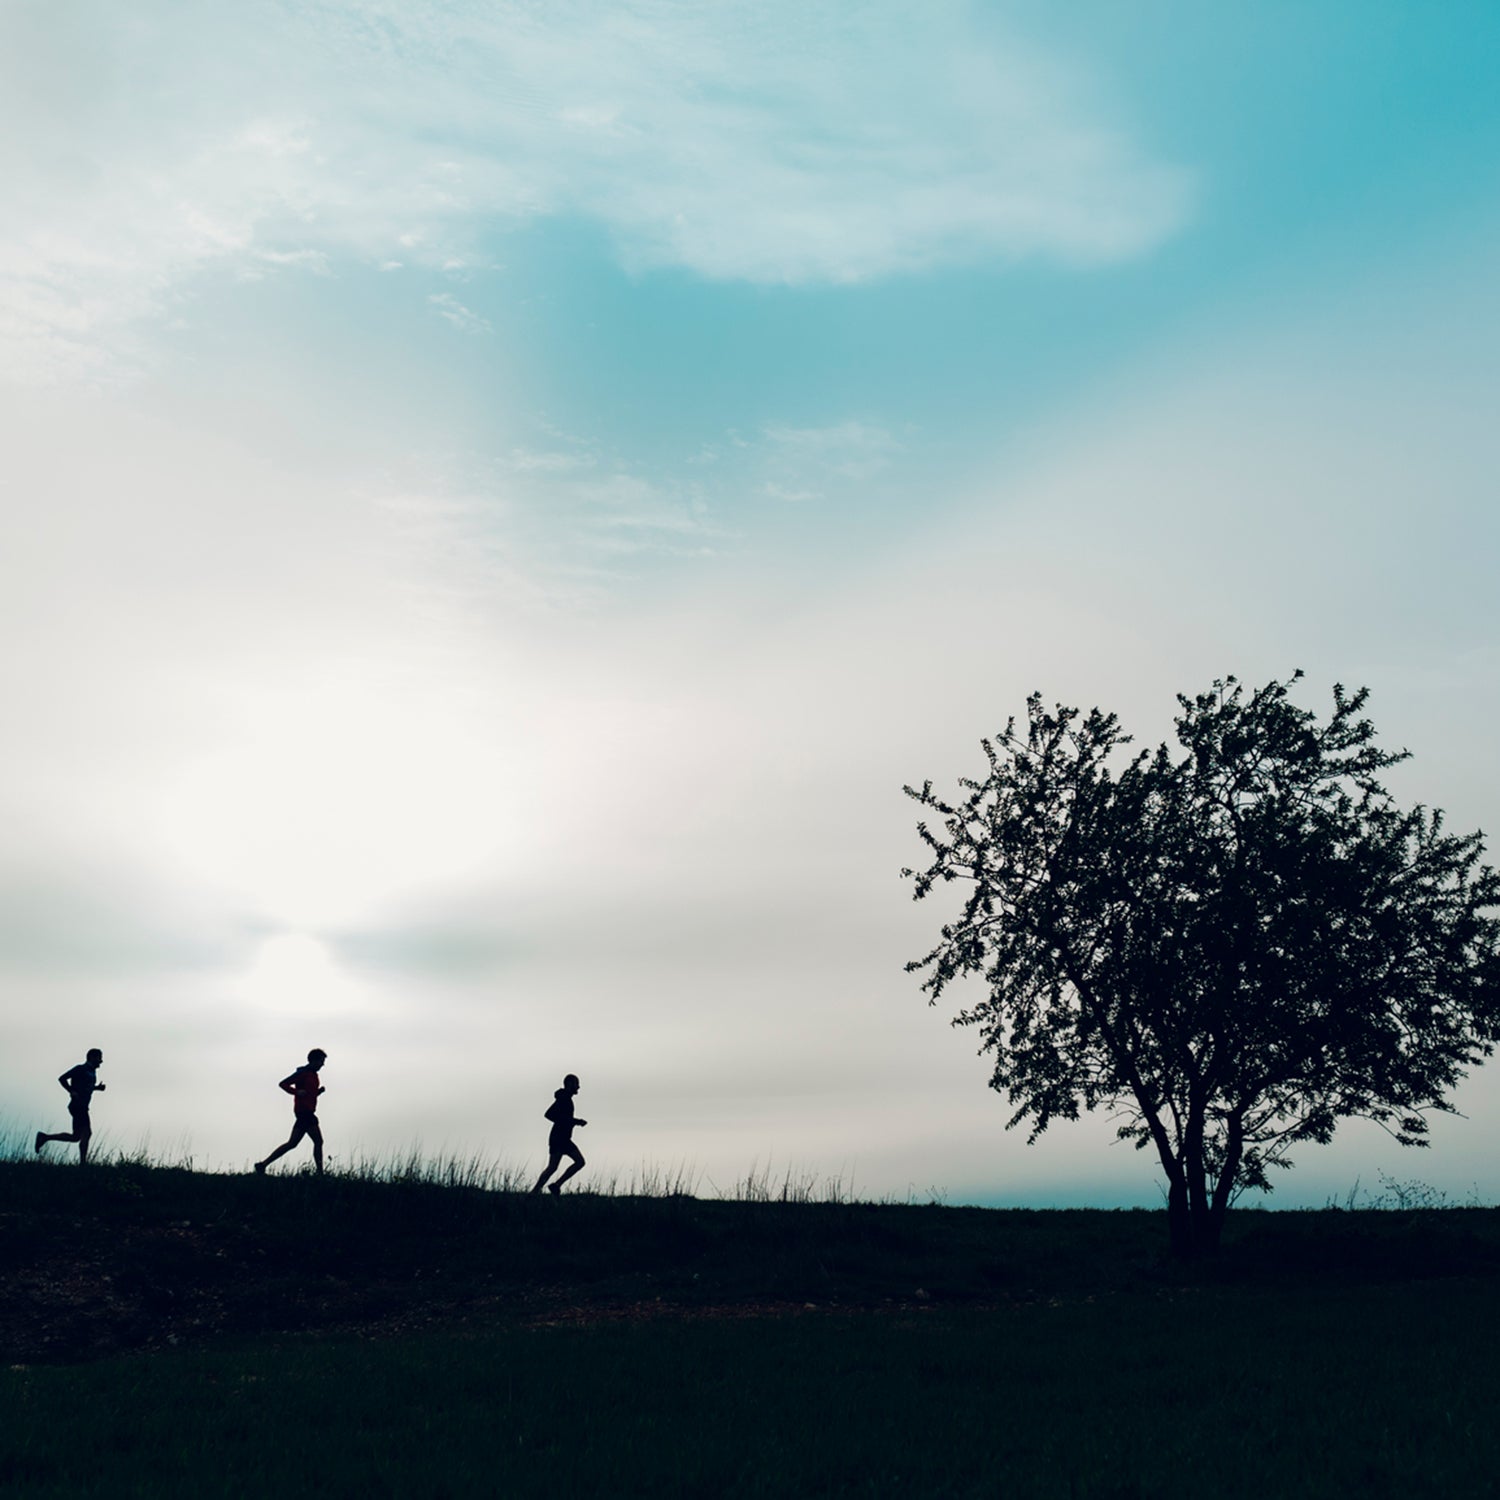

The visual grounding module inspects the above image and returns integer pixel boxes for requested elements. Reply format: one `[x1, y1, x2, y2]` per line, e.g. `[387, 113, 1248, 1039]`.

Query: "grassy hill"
[4, 1157, 1500, 1496]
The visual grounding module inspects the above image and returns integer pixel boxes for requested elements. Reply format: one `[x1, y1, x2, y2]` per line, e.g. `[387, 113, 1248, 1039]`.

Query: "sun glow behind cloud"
[154, 668, 512, 931]
[240, 932, 365, 1017]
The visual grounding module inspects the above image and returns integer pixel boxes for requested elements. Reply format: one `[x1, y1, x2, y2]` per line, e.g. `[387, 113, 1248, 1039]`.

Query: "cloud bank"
[0, 0, 1190, 381]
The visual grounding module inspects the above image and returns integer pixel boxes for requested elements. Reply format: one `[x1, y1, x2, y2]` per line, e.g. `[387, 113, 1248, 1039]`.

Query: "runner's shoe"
[33, 1133, 45, 1155]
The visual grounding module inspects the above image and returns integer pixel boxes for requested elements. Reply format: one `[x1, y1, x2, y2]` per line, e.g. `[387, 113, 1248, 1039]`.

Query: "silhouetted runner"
[253, 1049, 327, 1176]
[531, 1073, 587, 1195]
[35, 1048, 106, 1164]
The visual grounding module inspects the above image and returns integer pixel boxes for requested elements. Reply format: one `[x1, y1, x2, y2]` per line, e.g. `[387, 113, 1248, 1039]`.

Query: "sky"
[4, 0, 1500, 1206]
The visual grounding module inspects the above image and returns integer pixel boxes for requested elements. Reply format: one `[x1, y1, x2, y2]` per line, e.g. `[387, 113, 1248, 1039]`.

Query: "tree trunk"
[1160, 1136, 1222, 1259]
[1152, 1134, 1196, 1258]
[1166, 1176, 1194, 1258]
[1204, 1113, 1245, 1255]
[1183, 1093, 1210, 1255]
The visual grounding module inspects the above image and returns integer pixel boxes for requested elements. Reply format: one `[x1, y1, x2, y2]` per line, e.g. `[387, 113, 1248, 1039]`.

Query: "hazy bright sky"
[4, 1, 1500, 1205]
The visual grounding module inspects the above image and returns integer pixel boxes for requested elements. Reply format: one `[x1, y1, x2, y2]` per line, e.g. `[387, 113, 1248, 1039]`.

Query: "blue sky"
[3, 2, 1500, 1204]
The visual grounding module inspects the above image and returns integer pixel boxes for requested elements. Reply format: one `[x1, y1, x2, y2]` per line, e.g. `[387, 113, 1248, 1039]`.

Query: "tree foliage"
[905, 674, 1500, 1255]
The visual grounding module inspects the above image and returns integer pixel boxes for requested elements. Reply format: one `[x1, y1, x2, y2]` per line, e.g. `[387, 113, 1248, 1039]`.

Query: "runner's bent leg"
[66, 1106, 92, 1164]
[553, 1142, 585, 1188]
[259, 1116, 309, 1169]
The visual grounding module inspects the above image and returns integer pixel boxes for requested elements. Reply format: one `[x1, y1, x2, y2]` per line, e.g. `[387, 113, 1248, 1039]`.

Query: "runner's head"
[563, 1073, 580, 1093]
[86, 1048, 103, 1065]
[308, 1048, 327, 1067]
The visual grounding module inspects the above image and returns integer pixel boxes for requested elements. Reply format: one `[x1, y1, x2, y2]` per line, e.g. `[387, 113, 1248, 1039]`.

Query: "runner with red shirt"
[253, 1048, 327, 1175]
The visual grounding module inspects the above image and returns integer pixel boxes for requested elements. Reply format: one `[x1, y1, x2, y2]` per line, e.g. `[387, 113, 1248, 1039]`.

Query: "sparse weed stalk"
[883, 1184, 951, 1207]
[1327, 1174, 1492, 1213]
[1369, 1172, 1453, 1212]
[1324, 1178, 1364, 1211]
[729, 1160, 855, 1205]
[615, 1161, 702, 1197]
[333, 1145, 530, 1195]
[0, 1118, 33, 1162]
[8, 1133, 858, 1203]
[113, 1132, 197, 1171]
[7, 1125, 198, 1172]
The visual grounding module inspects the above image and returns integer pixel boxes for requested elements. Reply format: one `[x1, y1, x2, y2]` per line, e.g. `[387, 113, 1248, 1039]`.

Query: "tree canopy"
[905, 674, 1500, 1255]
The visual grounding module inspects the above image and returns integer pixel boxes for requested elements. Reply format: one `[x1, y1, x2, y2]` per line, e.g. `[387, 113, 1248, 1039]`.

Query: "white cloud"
[507, 448, 594, 474]
[427, 291, 492, 334]
[761, 482, 819, 504]
[371, 443, 732, 603]
[0, 0, 1190, 381]
[763, 420, 903, 485]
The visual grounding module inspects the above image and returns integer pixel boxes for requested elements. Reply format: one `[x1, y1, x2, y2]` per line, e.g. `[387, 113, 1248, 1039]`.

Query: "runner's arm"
[278, 1074, 298, 1095]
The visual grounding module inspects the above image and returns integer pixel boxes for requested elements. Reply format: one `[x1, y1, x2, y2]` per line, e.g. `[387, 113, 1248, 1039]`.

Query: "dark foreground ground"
[3, 1159, 1499, 1497]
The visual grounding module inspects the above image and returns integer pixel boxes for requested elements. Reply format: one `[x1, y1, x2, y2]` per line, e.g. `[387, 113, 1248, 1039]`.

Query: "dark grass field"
[4, 1158, 1499, 1497]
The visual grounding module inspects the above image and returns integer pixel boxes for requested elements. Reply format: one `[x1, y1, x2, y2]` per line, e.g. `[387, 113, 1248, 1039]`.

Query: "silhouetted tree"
[905, 674, 1500, 1257]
